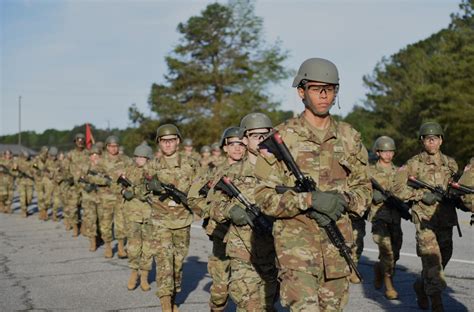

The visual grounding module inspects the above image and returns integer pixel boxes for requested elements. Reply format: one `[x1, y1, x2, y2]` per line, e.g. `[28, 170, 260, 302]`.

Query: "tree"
[353, 0, 473, 166]
[131, 0, 291, 147]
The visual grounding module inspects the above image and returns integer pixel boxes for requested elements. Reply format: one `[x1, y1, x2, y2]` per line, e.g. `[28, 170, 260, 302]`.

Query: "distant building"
[0, 144, 37, 157]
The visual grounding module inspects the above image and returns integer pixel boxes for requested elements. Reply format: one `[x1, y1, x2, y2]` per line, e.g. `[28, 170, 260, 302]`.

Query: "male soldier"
[65, 133, 89, 236]
[0, 150, 15, 213]
[458, 158, 473, 213]
[200, 145, 211, 162]
[369, 136, 402, 299]
[392, 122, 458, 312]
[32, 146, 49, 220]
[181, 138, 200, 160]
[97, 135, 130, 258]
[120, 143, 154, 292]
[143, 124, 196, 312]
[210, 114, 279, 311]
[254, 58, 371, 311]
[12, 150, 35, 217]
[210, 142, 224, 164]
[44, 147, 62, 221]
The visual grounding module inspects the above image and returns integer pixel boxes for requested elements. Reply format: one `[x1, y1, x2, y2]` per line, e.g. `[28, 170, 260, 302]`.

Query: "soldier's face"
[134, 156, 148, 167]
[90, 153, 100, 164]
[184, 146, 193, 153]
[298, 82, 337, 116]
[422, 135, 442, 154]
[75, 139, 85, 148]
[224, 137, 246, 162]
[159, 135, 179, 156]
[246, 129, 271, 152]
[201, 151, 211, 159]
[212, 149, 221, 157]
[377, 150, 394, 164]
[107, 143, 119, 156]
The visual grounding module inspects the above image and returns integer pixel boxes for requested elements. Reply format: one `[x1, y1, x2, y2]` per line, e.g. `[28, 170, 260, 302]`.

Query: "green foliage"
[347, 0, 473, 167]
[131, 0, 292, 147]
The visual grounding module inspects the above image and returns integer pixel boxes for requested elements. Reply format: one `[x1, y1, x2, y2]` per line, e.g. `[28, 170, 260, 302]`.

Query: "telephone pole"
[18, 96, 22, 146]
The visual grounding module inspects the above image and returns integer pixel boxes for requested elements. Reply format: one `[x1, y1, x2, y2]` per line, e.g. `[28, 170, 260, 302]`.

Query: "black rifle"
[371, 178, 412, 220]
[78, 177, 98, 193]
[448, 180, 474, 196]
[407, 176, 464, 237]
[146, 175, 190, 211]
[198, 181, 212, 197]
[87, 169, 112, 184]
[215, 176, 273, 236]
[259, 131, 363, 281]
[117, 175, 133, 188]
[0, 164, 14, 177]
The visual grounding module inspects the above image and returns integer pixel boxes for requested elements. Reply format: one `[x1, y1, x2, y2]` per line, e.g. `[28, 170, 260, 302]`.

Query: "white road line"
[363, 247, 474, 265]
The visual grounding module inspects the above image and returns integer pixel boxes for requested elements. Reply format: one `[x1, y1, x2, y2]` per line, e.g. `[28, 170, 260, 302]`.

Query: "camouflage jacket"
[12, 157, 34, 186]
[368, 162, 401, 224]
[209, 158, 275, 264]
[392, 151, 458, 226]
[0, 157, 14, 190]
[122, 164, 152, 224]
[31, 155, 48, 181]
[458, 158, 473, 212]
[66, 149, 89, 184]
[96, 153, 131, 198]
[254, 115, 371, 278]
[145, 154, 196, 229]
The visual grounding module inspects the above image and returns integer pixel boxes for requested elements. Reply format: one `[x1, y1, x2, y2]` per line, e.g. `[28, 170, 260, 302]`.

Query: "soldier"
[0, 150, 15, 213]
[44, 147, 62, 221]
[211, 114, 279, 311]
[210, 142, 224, 164]
[369, 136, 402, 299]
[254, 58, 371, 311]
[120, 143, 154, 292]
[181, 138, 200, 160]
[32, 146, 49, 220]
[458, 158, 473, 213]
[393, 122, 458, 312]
[64, 133, 89, 236]
[196, 145, 213, 176]
[97, 135, 130, 259]
[143, 124, 196, 312]
[12, 150, 35, 217]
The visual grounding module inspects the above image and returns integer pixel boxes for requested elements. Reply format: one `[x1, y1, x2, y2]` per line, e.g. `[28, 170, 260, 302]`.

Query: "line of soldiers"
[1, 57, 473, 312]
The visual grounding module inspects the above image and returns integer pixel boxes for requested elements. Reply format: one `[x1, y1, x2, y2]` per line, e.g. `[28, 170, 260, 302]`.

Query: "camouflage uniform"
[64, 149, 89, 227]
[32, 153, 48, 218]
[254, 115, 371, 311]
[369, 163, 403, 276]
[393, 151, 458, 297]
[13, 156, 35, 216]
[144, 154, 196, 299]
[44, 157, 62, 220]
[0, 156, 15, 213]
[349, 214, 366, 265]
[209, 158, 278, 312]
[458, 158, 473, 212]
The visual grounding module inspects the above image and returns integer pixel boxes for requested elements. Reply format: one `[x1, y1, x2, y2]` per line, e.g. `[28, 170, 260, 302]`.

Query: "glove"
[311, 189, 347, 222]
[122, 189, 134, 201]
[307, 210, 331, 227]
[421, 192, 442, 205]
[372, 189, 385, 204]
[146, 175, 164, 193]
[229, 205, 253, 226]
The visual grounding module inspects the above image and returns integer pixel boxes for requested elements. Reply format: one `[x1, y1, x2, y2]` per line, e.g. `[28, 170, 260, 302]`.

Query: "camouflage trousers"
[371, 219, 402, 275]
[415, 220, 453, 296]
[153, 225, 190, 298]
[350, 215, 366, 264]
[18, 182, 34, 214]
[127, 221, 154, 271]
[208, 236, 230, 310]
[101, 195, 126, 240]
[35, 180, 47, 214]
[229, 258, 278, 312]
[82, 192, 100, 238]
[0, 176, 14, 212]
[279, 268, 349, 312]
[43, 179, 61, 216]
[64, 185, 82, 225]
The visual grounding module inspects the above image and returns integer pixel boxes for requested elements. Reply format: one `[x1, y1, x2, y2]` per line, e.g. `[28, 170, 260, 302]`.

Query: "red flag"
[85, 123, 95, 149]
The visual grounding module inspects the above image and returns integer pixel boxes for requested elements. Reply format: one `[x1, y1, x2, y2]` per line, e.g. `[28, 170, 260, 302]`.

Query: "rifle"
[371, 178, 412, 220]
[117, 175, 133, 188]
[448, 181, 474, 196]
[259, 131, 363, 281]
[146, 175, 190, 211]
[198, 181, 212, 197]
[0, 164, 15, 177]
[407, 176, 464, 237]
[87, 169, 112, 184]
[215, 175, 273, 236]
[78, 176, 98, 193]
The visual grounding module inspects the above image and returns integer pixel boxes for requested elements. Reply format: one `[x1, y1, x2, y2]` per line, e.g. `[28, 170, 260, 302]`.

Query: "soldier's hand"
[372, 189, 385, 204]
[421, 191, 442, 205]
[307, 210, 331, 227]
[146, 175, 164, 193]
[122, 189, 134, 201]
[229, 205, 253, 226]
[310, 189, 347, 222]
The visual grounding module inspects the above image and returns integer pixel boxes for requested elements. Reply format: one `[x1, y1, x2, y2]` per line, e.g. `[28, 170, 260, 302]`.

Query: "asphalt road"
[0, 196, 472, 311]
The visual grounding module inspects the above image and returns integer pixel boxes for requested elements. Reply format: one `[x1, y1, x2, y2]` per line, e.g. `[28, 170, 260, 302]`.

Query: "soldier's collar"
[297, 114, 338, 142]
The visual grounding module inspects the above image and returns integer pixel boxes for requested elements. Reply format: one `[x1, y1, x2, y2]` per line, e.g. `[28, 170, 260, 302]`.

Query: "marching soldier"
[32, 146, 49, 220]
[458, 158, 473, 213]
[254, 58, 371, 311]
[181, 138, 200, 160]
[44, 147, 62, 221]
[392, 122, 458, 312]
[12, 150, 35, 217]
[0, 150, 15, 213]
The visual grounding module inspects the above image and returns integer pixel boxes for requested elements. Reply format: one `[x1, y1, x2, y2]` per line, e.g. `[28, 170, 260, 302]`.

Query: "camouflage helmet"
[220, 127, 245, 148]
[183, 138, 193, 147]
[134, 143, 153, 159]
[21, 149, 30, 158]
[40, 146, 49, 154]
[48, 146, 58, 156]
[74, 133, 85, 141]
[95, 141, 104, 151]
[419, 121, 444, 138]
[156, 124, 182, 141]
[89, 145, 102, 155]
[373, 136, 396, 152]
[292, 58, 340, 87]
[240, 112, 273, 131]
[105, 135, 119, 145]
[211, 142, 220, 151]
[200, 145, 211, 154]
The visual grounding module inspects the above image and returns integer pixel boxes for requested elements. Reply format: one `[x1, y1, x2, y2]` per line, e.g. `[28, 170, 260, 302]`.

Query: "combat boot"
[21, 211, 28, 218]
[38, 210, 44, 220]
[374, 262, 383, 289]
[117, 239, 127, 259]
[64, 219, 71, 231]
[384, 274, 398, 300]
[140, 270, 151, 291]
[89, 238, 97, 252]
[349, 269, 361, 284]
[104, 242, 113, 258]
[127, 270, 138, 290]
[413, 279, 429, 310]
[430, 293, 444, 312]
[159, 295, 173, 312]
[72, 223, 79, 237]
[52, 213, 58, 222]
[43, 210, 49, 221]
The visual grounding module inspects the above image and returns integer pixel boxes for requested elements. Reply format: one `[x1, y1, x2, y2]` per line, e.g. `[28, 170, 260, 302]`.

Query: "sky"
[0, 0, 461, 136]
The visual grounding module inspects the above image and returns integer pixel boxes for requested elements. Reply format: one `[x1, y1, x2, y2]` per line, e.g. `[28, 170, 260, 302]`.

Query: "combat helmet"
[105, 135, 119, 145]
[292, 58, 340, 87]
[419, 122, 444, 139]
[183, 138, 193, 147]
[89, 145, 102, 155]
[74, 133, 85, 141]
[48, 146, 59, 156]
[373, 136, 396, 152]
[240, 113, 273, 131]
[220, 127, 245, 148]
[200, 145, 211, 154]
[134, 143, 153, 159]
[156, 124, 182, 141]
